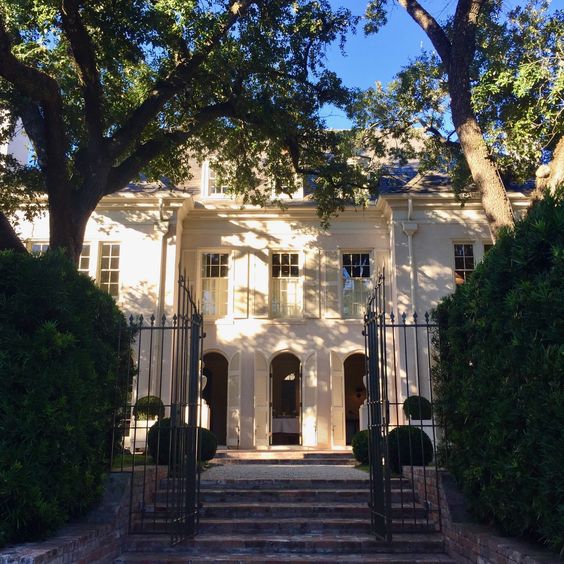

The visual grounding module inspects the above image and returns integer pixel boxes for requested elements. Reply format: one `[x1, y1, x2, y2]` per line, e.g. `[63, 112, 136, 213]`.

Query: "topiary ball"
[133, 395, 165, 421]
[199, 428, 218, 462]
[403, 395, 433, 420]
[387, 425, 433, 474]
[351, 430, 370, 465]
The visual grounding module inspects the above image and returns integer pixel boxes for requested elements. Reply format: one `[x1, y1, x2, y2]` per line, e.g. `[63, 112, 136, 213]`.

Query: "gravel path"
[201, 464, 369, 481]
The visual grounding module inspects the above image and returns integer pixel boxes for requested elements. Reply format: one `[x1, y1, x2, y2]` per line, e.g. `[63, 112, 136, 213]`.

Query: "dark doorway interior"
[202, 352, 228, 445]
[271, 353, 301, 445]
[344, 353, 367, 445]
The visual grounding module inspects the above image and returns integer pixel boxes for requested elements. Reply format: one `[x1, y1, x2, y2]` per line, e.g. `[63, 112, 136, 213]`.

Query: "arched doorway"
[344, 353, 366, 445]
[270, 353, 301, 446]
[202, 352, 228, 445]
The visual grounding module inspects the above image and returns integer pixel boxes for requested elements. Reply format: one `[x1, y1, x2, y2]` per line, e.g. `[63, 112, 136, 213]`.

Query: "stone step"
[214, 450, 354, 460]
[197, 488, 417, 504]
[125, 533, 446, 555]
[115, 551, 455, 563]
[214, 458, 356, 465]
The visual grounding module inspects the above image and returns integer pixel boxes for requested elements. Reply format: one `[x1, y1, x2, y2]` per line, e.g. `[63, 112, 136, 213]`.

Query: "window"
[204, 161, 228, 197]
[99, 243, 120, 297]
[201, 253, 229, 317]
[484, 243, 494, 255]
[342, 252, 372, 319]
[78, 244, 91, 274]
[271, 252, 302, 318]
[30, 242, 49, 254]
[454, 244, 475, 285]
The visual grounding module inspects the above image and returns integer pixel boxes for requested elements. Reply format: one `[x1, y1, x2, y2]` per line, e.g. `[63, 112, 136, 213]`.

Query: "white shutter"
[181, 250, 198, 296]
[227, 352, 241, 447]
[233, 250, 249, 318]
[254, 351, 269, 447]
[252, 250, 269, 318]
[302, 352, 317, 446]
[330, 350, 345, 447]
[324, 250, 341, 318]
[303, 248, 320, 318]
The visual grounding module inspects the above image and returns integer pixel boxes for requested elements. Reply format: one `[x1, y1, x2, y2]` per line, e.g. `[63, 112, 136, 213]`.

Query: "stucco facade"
[14, 160, 529, 450]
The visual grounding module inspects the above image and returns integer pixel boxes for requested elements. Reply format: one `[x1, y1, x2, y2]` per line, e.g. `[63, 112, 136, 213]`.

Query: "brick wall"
[404, 467, 559, 564]
[0, 467, 166, 564]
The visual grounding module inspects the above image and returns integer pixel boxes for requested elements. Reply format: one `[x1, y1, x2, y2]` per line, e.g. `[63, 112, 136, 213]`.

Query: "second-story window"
[201, 253, 229, 317]
[78, 244, 91, 274]
[204, 161, 227, 197]
[342, 252, 371, 319]
[271, 252, 302, 318]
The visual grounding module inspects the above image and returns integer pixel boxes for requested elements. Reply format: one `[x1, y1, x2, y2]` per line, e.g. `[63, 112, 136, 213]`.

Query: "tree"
[0, 1, 371, 262]
[363, 0, 563, 236]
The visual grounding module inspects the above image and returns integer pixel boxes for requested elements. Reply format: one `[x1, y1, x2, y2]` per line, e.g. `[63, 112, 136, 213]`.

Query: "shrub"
[133, 395, 165, 420]
[387, 426, 433, 474]
[351, 430, 369, 465]
[0, 251, 129, 548]
[147, 418, 217, 465]
[433, 192, 564, 552]
[200, 427, 218, 462]
[403, 395, 432, 420]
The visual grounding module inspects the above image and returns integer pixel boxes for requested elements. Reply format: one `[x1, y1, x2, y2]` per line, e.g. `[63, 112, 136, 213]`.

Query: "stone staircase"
[116, 451, 453, 563]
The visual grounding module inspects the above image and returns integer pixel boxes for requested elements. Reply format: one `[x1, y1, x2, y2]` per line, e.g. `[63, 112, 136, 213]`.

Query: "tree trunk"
[448, 69, 516, 236]
[536, 135, 564, 196]
[0, 212, 27, 253]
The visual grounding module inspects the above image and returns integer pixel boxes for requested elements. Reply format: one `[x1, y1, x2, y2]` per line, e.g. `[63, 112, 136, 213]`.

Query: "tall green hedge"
[0, 251, 128, 547]
[433, 193, 564, 553]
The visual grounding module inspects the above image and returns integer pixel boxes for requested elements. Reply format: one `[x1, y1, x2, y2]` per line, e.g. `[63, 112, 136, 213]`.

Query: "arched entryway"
[270, 352, 301, 446]
[344, 353, 366, 445]
[202, 352, 228, 445]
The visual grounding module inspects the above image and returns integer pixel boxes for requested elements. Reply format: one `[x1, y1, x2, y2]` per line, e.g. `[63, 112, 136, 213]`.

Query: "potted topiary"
[387, 425, 433, 474]
[351, 430, 369, 465]
[131, 395, 165, 453]
[402, 395, 435, 446]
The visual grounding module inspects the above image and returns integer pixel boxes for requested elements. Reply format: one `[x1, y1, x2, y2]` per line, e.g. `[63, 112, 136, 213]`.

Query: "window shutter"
[252, 250, 269, 318]
[233, 250, 249, 318]
[302, 352, 317, 446]
[323, 250, 341, 318]
[303, 248, 320, 318]
[330, 350, 345, 446]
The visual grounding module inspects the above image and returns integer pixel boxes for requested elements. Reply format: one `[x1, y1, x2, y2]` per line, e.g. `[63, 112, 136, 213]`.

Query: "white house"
[12, 156, 530, 450]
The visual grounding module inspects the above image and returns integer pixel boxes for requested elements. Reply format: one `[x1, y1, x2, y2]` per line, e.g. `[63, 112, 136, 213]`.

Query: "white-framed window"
[30, 242, 49, 254]
[201, 252, 229, 317]
[271, 176, 304, 200]
[99, 243, 120, 297]
[271, 251, 303, 318]
[454, 243, 475, 285]
[202, 161, 228, 198]
[342, 252, 372, 319]
[78, 244, 91, 274]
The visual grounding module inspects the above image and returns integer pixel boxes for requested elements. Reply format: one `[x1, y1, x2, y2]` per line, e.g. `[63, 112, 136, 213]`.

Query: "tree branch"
[396, 0, 452, 64]
[60, 0, 104, 144]
[108, 0, 257, 160]
[0, 212, 27, 253]
[105, 101, 237, 195]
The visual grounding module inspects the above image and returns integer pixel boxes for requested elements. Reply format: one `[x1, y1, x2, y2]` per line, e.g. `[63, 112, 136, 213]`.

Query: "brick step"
[125, 533, 446, 555]
[197, 488, 417, 504]
[132, 518, 435, 535]
[115, 551, 455, 563]
[169, 478, 404, 490]
[142, 502, 428, 520]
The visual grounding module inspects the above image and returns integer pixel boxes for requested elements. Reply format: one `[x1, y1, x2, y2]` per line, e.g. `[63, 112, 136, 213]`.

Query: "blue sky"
[323, 0, 442, 128]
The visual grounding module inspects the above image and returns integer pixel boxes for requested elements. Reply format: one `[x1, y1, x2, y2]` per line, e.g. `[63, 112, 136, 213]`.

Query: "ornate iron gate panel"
[364, 272, 442, 541]
[111, 274, 204, 544]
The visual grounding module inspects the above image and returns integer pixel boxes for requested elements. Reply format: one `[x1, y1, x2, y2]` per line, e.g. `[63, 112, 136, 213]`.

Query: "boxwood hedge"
[0, 251, 129, 547]
[433, 192, 564, 553]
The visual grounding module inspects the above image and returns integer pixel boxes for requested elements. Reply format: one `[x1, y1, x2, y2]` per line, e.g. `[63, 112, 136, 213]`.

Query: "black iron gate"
[363, 272, 442, 541]
[111, 273, 204, 544]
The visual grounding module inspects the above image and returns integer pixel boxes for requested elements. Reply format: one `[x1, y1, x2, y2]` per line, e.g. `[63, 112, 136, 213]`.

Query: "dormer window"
[203, 161, 228, 198]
